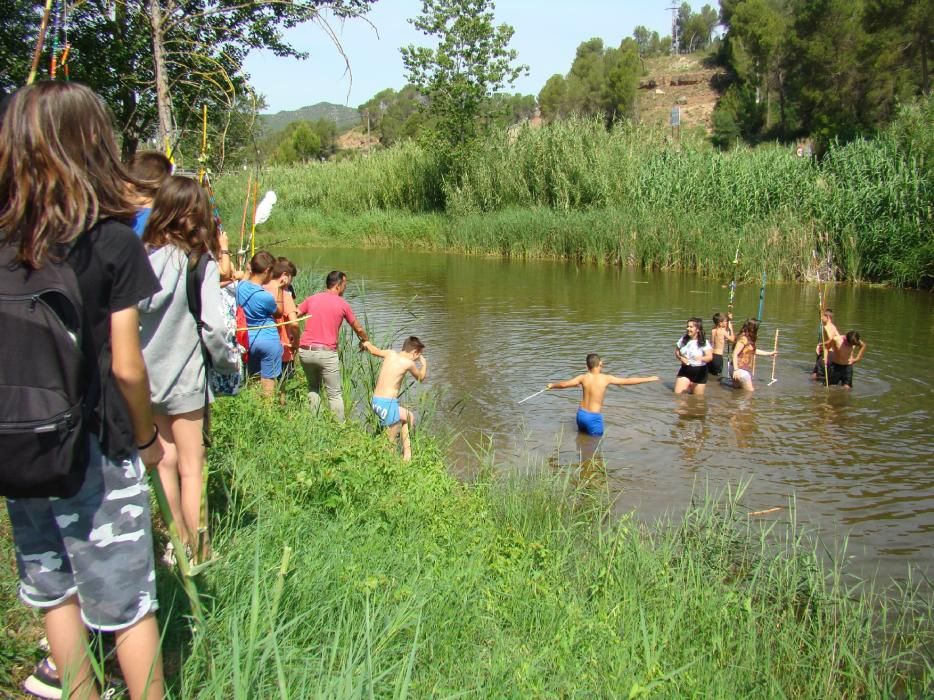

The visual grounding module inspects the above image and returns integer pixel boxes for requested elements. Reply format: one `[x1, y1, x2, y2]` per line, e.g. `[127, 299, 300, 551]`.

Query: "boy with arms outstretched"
[547, 354, 659, 437]
[361, 336, 428, 461]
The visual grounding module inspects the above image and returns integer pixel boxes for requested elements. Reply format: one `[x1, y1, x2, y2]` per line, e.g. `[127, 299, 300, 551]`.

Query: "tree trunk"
[921, 29, 930, 96]
[149, 0, 173, 151]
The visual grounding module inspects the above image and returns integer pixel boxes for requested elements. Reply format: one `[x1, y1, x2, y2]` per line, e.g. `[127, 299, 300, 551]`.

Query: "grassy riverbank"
[4, 388, 933, 696]
[215, 99, 932, 287]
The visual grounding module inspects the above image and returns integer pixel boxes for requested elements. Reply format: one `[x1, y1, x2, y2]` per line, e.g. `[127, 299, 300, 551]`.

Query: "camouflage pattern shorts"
[6, 437, 158, 631]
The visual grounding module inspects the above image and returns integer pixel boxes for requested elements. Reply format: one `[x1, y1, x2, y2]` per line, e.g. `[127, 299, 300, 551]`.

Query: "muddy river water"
[285, 246, 933, 581]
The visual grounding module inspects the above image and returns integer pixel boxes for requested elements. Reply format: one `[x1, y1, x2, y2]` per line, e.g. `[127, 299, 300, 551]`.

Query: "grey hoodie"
[139, 246, 239, 414]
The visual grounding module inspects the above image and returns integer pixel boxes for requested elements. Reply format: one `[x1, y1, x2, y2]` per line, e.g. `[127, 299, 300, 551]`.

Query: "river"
[284, 246, 934, 581]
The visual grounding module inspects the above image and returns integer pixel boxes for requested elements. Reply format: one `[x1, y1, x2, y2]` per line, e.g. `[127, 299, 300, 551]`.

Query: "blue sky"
[244, 0, 676, 114]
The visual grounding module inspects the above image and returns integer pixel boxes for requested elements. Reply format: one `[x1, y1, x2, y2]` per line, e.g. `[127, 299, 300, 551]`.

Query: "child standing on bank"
[547, 354, 659, 436]
[139, 176, 240, 561]
[361, 337, 428, 461]
[0, 81, 164, 699]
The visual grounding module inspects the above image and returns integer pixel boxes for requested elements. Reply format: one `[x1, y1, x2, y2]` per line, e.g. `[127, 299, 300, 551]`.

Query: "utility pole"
[666, 5, 679, 55]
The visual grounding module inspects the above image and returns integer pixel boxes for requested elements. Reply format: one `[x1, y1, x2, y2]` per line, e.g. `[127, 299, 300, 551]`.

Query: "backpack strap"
[186, 250, 213, 445]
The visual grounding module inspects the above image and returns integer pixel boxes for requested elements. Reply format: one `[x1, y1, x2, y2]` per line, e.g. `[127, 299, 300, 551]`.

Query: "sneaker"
[22, 657, 61, 700]
[161, 541, 176, 567]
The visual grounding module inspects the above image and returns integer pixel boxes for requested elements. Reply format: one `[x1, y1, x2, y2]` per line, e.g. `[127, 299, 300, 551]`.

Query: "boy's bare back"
[374, 350, 417, 398]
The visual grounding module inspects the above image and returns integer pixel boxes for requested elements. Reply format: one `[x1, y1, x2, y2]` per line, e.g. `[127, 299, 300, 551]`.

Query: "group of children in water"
[547, 311, 866, 438]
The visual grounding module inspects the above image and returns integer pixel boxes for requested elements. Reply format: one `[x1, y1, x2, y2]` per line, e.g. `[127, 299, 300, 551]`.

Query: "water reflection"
[285, 246, 934, 581]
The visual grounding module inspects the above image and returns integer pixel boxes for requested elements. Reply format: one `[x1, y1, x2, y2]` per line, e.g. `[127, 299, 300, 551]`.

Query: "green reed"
[215, 99, 932, 286]
[2, 388, 933, 696]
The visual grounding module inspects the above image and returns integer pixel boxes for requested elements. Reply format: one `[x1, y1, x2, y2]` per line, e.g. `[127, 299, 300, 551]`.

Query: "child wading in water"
[361, 337, 428, 461]
[825, 330, 867, 388]
[731, 318, 778, 391]
[548, 354, 660, 436]
[708, 312, 734, 377]
[674, 317, 713, 395]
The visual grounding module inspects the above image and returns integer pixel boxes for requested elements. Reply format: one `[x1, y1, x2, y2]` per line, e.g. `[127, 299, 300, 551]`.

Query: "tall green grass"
[3, 388, 933, 695]
[216, 99, 932, 286]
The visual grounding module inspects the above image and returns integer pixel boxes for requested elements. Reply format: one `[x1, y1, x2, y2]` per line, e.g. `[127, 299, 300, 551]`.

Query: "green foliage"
[262, 102, 361, 136]
[676, 2, 719, 53]
[719, 0, 930, 146]
[633, 25, 671, 58]
[215, 104, 933, 285]
[537, 37, 641, 126]
[3, 0, 374, 162]
[400, 0, 528, 162]
[263, 118, 338, 164]
[357, 85, 429, 147]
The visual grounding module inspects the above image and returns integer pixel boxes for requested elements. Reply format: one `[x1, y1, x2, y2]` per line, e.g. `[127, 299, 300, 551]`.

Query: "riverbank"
[215, 100, 932, 288]
[3, 389, 932, 696]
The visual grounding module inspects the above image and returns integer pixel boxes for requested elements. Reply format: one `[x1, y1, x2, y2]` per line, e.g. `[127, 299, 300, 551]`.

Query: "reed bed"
[216, 100, 932, 286]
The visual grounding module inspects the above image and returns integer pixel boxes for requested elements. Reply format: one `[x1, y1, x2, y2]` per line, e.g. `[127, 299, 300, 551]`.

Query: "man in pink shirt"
[297, 271, 368, 420]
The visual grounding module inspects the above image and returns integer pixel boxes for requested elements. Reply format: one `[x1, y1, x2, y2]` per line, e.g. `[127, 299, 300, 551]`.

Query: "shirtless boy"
[708, 311, 734, 376]
[361, 336, 428, 460]
[825, 330, 866, 388]
[547, 354, 660, 436]
[812, 308, 841, 381]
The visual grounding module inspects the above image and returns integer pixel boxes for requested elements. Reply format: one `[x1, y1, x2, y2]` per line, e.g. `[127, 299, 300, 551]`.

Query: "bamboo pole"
[26, 0, 55, 85]
[768, 329, 779, 386]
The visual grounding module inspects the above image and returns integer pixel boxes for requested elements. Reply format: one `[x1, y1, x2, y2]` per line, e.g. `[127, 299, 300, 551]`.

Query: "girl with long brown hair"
[0, 81, 164, 699]
[139, 175, 238, 562]
[731, 318, 777, 391]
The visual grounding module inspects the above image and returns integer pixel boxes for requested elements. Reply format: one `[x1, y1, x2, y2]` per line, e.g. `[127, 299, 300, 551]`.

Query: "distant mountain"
[261, 102, 361, 135]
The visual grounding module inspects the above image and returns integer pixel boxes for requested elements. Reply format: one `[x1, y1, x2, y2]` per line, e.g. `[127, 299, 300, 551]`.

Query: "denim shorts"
[247, 333, 283, 379]
[5, 437, 158, 631]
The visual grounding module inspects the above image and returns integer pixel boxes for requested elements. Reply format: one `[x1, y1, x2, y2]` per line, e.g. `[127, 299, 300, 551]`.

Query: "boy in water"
[812, 308, 841, 381]
[826, 330, 867, 388]
[708, 311, 734, 376]
[361, 337, 428, 461]
[547, 354, 659, 436]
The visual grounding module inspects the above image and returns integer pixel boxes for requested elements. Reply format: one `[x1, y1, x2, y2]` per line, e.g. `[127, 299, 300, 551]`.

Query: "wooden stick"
[27, 0, 54, 85]
[748, 506, 783, 517]
[249, 181, 259, 258]
[518, 387, 547, 404]
[237, 171, 253, 263]
[236, 314, 309, 333]
[768, 329, 779, 386]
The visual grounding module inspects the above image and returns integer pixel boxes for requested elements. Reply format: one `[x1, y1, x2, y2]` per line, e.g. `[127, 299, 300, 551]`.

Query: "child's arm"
[726, 316, 735, 343]
[755, 348, 777, 357]
[547, 375, 583, 390]
[361, 340, 389, 358]
[111, 306, 163, 470]
[850, 341, 867, 364]
[410, 355, 428, 382]
[610, 375, 660, 386]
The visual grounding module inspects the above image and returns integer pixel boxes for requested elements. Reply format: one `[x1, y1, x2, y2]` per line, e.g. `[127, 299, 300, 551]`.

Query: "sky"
[244, 0, 676, 114]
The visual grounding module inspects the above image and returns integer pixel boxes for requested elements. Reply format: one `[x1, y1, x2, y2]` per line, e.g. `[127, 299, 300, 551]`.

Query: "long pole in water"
[817, 274, 830, 387]
[518, 388, 547, 404]
[725, 247, 739, 376]
[768, 329, 780, 385]
[753, 271, 766, 375]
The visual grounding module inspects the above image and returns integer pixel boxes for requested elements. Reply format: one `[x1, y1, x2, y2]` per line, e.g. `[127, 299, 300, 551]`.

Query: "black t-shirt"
[67, 219, 160, 460]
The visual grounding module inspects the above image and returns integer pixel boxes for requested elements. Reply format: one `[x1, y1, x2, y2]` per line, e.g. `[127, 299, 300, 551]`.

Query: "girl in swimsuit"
[674, 318, 713, 395]
[731, 319, 777, 391]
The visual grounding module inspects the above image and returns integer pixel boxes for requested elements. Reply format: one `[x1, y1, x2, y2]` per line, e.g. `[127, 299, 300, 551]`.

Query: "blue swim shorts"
[371, 397, 401, 427]
[576, 407, 604, 436]
[247, 334, 283, 379]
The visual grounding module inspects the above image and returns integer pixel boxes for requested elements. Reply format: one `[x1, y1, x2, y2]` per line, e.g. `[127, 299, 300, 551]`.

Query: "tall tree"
[5, 0, 375, 163]
[401, 0, 528, 160]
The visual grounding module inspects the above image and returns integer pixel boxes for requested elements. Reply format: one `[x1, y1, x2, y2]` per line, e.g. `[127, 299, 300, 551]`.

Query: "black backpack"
[0, 245, 91, 498]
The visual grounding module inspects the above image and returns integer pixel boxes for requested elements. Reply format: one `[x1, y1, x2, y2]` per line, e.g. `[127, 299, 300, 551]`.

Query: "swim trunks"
[576, 407, 604, 437]
[733, 368, 752, 385]
[371, 397, 401, 427]
[708, 353, 724, 376]
[829, 362, 853, 387]
[677, 363, 708, 385]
